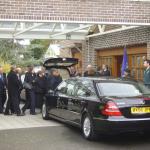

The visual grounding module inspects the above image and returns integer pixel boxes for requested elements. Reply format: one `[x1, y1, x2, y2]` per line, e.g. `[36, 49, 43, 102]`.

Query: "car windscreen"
[97, 82, 150, 97]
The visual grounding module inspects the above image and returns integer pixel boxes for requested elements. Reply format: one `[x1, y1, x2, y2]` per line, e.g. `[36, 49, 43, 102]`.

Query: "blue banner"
[121, 47, 128, 77]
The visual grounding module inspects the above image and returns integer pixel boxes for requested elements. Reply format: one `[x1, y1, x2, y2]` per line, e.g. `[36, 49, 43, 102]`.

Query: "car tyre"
[82, 114, 98, 140]
[42, 102, 49, 120]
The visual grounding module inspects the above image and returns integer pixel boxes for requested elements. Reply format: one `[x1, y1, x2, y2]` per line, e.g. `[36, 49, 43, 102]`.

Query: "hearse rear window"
[97, 82, 143, 97]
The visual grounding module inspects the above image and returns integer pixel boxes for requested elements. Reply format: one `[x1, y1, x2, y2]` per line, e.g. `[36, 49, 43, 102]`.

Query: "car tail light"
[144, 98, 150, 101]
[101, 101, 122, 116]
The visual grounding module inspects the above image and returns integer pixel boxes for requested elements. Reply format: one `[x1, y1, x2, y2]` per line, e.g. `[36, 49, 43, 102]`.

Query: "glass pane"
[109, 58, 112, 66]
[141, 70, 144, 79]
[131, 68, 136, 77]
[97, 83, 143, 97]
[57, 81, 67, 94]
[132, 56, 135, 66]
[67, 83, 75, 96]
[137, 56, 141, 66]
[137, 69, 141, 79]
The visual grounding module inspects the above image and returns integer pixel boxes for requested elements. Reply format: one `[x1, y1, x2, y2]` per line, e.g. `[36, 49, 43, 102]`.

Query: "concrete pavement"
[0, 111, 61, 130]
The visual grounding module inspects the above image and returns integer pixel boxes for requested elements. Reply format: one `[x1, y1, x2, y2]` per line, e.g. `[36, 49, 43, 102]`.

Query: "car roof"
[69, 76, 138, 84]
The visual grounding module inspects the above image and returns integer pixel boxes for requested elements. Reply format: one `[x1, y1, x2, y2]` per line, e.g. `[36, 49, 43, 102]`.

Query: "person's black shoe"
[17, 113, 25, 116]
[21, 109, 25, 115]
[4, 112, 12, 115]
[22, 112, 25, 115]
[30, 112, 36, 115]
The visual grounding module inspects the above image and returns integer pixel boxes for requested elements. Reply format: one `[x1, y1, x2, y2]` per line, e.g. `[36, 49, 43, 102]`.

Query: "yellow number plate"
[131, 107, 150, 114]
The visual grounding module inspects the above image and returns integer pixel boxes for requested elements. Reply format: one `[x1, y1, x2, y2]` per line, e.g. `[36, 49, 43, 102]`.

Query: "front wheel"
[82, 114, 98, 140]
[42, 102, 49, 120]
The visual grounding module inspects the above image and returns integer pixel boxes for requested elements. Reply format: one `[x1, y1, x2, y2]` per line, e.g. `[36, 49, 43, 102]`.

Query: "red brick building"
[0, 0, 150, 79]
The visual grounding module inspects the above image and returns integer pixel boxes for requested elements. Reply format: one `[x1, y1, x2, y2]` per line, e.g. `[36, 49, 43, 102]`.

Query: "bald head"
[86, 64, 93, 71]
[16, 67, 22, 74]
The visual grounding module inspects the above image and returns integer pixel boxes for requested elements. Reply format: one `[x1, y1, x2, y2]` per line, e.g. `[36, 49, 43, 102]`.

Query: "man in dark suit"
[143, 60, 150, 88]
[46, 69, 62, 91]
[101, 64, 111, 76]
[4, 66, 23, 116]
[16, 67, 23, 102]
[22, 65, 36, 115]
[83, 65, 97, 77]
[0, 67, 7, 113]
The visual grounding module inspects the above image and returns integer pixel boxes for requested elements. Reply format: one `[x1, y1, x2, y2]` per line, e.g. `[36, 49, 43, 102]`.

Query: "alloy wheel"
[83, 117, 91, 138]
[42, 103, 46, 118]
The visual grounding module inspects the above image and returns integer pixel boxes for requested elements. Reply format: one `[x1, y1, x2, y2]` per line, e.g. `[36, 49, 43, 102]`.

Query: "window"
[97, 82, 149, 97]
[76, 87, 87, 97]
[131, 54, 145, 81]
[57, 81, 67, 94]
[76, 81, 97, 99]
[66, 81, 76, 96]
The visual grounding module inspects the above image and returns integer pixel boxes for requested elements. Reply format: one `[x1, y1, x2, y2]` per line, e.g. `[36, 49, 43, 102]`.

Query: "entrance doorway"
[115, 55, 123, 77]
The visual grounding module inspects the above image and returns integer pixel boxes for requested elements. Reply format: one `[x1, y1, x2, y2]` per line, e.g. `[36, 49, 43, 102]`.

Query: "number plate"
[131, 107, 150, 114]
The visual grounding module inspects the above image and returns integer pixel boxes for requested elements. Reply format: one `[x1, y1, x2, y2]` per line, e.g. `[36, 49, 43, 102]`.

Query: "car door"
[67, 80, 98, 124]
[47, 80, 68, 118]
[59, 79, 77, 120]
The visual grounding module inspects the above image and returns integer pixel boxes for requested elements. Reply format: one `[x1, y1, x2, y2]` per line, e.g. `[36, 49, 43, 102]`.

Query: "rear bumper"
[93, 117, 150, 134]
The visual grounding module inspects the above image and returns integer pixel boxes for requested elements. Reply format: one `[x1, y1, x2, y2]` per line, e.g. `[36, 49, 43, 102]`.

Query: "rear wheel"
[82, 114, 98, 140]
[42, 102, 49, 120]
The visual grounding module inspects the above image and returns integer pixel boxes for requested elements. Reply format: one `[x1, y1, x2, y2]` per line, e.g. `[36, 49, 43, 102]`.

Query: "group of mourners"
[0, 63, 112, 116]
[69, 64, 111, 78]
[0, 65, 62, 116]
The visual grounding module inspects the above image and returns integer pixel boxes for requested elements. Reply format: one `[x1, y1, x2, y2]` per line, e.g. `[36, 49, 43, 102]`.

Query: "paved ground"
[1, 112, 150, 150]
[0, 113, 60, 130]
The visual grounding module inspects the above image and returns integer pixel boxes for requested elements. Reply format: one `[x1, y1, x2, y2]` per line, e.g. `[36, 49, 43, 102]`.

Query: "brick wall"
[82, 27, 150, 70]
[147, 41, 150, 59]
[0, 0, 150, 24]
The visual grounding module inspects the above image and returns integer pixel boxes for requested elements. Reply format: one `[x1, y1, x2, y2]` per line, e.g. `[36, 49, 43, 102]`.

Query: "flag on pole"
[121, 47, 128, 77]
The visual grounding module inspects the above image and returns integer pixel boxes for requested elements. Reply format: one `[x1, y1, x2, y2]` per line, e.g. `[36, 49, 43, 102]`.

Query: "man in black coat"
[47, 69, 62, 91]
[143, 60, 150, 88]
[84, 65, 97, 77]
[0, 67, 7, 113]
[22, 66, 36, 115]
[16, 67, 23, 102]
[35, 71, 47, 110]
[101, 64, 111, 76]
[4, 66, 23, 116]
